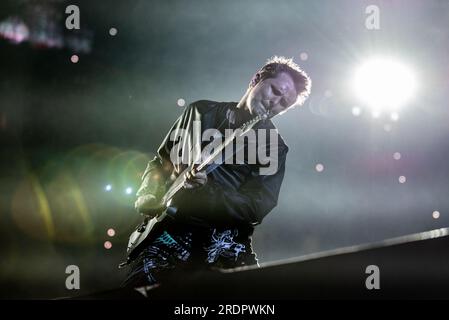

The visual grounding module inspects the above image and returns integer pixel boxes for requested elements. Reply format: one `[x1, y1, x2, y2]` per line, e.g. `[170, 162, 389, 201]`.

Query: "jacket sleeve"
[135, 116, 183, 201]
[135, 102, 199, 201]
[135, 156, 166, 199]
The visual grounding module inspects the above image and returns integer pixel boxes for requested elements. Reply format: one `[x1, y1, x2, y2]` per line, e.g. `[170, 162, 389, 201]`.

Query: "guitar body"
[125, 208, 172, 261]
[125, 164, 192, 260]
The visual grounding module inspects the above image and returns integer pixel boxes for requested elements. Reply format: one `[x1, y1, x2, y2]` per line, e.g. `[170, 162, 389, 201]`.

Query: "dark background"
[0, 0, 448, 298]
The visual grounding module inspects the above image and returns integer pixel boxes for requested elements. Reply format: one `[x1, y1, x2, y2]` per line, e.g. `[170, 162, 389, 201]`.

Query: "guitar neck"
[161, 113, 266, 204]
[196, 129, 238, 171]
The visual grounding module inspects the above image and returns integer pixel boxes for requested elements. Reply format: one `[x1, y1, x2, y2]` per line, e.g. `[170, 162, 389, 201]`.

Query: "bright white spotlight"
[351, 106, 361, 116]
[352, 57, 416, 111]
[315, 163, 324, 172]
[125, 187, 133, 194]
[371, 110, 380, 118]
[391, 112, 399, 121]
[177, 98, 186, 107]
[105, 184, 112, 191]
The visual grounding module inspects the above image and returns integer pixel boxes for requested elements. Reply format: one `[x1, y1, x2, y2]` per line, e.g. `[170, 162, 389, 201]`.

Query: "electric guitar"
[122, 112, 269, 265]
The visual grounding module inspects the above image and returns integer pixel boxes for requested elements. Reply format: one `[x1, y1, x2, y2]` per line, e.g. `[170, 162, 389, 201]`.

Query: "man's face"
[246, 71, 298, 118]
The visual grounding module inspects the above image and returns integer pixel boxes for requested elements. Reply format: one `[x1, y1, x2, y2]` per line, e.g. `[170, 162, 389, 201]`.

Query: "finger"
[186, 178, 203, 188]
[189, 179, 205, 187]
[184, 181, 194, 189]
[195, 171, 207, 178]
[192, 176, 206, 183]
[196, 171, 207, 183]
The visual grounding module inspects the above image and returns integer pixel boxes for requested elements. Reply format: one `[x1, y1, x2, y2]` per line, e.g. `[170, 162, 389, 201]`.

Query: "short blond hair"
[250, 56, 312, 107]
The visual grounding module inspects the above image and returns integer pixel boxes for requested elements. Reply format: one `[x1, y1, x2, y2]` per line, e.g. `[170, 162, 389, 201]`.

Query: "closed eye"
[271, 85, 282, 96]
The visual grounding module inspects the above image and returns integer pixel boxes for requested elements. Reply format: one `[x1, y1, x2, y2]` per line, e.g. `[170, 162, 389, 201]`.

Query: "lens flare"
[352, 57, 416, 111]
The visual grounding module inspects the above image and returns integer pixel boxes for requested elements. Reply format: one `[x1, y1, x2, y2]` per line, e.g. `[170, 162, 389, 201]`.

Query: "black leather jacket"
[136, 100, 289, 232]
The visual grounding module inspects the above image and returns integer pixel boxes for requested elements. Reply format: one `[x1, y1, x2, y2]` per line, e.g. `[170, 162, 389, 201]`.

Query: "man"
[123, 56, 311, 287]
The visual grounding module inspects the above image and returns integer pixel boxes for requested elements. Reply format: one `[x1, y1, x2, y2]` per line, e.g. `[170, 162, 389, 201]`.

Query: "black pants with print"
[122, 221, 259, 288]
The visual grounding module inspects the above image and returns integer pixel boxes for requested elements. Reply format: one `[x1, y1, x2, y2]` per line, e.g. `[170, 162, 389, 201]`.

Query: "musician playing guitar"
[122, 56, 311, 288]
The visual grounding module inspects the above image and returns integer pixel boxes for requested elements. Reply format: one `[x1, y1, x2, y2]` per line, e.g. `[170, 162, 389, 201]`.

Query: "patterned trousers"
[122, 222, 259, 288]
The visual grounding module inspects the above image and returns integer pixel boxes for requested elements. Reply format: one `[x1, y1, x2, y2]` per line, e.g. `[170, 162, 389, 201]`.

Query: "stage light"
[105, 184, 112, 191]
[352, 57, 416, 112]
[393, 152, 401, 160]
[351, 106, 361, 116]
[391, 112, 399, 121]
[107, 228, 116, 237]
[104, 241, 112, 249]
[300, 52, 308, 61]
[315, 163, 324, 172]
[71, 54, 79, 63]
[177, 98, 186, 107]
[109, 27, 118, 36]
[398, 175, 407, 184]
[0, 17, 29, 43]
[432, 211, 440, 219]
[125, 187, 133, 194]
